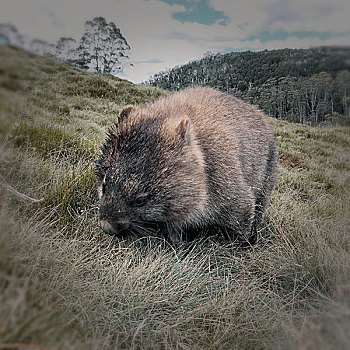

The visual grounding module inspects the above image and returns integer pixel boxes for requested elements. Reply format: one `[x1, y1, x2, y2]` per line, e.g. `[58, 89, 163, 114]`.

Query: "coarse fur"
[95, 87, 277, 244]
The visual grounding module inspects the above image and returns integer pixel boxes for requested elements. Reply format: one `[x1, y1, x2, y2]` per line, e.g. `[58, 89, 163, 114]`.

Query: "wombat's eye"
[134, 194, 149, 207]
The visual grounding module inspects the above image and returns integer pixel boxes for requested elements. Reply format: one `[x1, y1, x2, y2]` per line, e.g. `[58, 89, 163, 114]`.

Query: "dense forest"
[148, 47, 350, 125]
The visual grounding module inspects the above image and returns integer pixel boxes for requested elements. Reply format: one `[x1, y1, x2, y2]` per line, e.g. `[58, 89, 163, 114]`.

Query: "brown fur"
[95, 87, 277, 244]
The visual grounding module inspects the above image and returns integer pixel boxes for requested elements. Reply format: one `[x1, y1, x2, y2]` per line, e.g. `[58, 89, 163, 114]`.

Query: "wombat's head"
[95, 105, 207, 238]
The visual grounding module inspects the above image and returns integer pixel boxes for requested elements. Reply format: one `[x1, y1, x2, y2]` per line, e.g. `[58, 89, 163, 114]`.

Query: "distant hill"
[148, 47, 350, 125]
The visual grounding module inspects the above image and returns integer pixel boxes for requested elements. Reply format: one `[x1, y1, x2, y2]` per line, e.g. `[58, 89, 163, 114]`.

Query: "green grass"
[1, 45, 350, 349]
[9, 122, 95, 161]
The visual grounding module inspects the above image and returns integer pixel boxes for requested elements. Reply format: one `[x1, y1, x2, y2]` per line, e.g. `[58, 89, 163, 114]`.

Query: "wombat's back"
[142, 87, 276, 208]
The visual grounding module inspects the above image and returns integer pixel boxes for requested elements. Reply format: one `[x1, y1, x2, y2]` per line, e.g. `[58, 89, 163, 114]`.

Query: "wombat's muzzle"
[99, 219, 130, 236]
[100, 219, 117, 235]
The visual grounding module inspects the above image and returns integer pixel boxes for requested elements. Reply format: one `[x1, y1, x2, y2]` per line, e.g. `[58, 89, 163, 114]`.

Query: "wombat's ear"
[118, 105, 136, 122]
[176, 119, 190, 142]
[160, 117, 192, 148]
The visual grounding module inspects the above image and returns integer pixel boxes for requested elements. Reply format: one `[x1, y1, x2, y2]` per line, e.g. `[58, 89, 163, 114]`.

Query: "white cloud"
[211, 0, 350, 33]
[0, 0, 349, 83]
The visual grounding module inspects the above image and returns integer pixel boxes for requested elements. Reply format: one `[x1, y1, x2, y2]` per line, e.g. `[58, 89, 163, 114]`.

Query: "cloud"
[134, 58, 164, 64]
[42, 8, 63, 28]
[260, 0, 346, 32]
[212, 0, 350, 33]
[158, 0, 230, 25]
[244, 29, 350, 43]
[260, 1, 339, 26]
[162, 31, 200, 41]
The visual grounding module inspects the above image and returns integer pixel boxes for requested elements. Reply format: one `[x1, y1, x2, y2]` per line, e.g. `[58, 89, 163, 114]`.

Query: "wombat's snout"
[99, 216, 130, 236]
[99, 219, 117, 235]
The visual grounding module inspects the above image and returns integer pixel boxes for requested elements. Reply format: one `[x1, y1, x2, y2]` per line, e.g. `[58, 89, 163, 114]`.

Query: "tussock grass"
[43, 163, 97, 226]
[1, 45, 350, 349]
[9, 122, 96, 161]
[62, 69, 164, 104]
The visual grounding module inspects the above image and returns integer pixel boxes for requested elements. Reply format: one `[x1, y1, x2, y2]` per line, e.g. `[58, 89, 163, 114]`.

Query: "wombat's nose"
[99, 218, 130, 236]
[100, 219, 117, 236]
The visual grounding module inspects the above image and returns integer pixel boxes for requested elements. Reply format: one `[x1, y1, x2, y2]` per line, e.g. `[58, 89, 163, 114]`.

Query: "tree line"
[148, 48, 350, 125]
[247, 71, 350, 124]
[0, 17, 130, 74]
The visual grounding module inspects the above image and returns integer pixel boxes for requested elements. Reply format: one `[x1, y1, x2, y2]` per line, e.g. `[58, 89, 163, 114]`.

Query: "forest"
[148, 47, 350, 125]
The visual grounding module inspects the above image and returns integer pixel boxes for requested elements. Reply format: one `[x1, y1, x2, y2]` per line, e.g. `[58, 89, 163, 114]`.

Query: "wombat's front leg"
[225, 198, 256, 244]
[156, 222, 183, 247]
[166, 229, 183, 247]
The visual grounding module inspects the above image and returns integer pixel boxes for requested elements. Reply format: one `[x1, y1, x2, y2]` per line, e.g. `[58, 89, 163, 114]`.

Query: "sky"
[1, 0, 349, 83]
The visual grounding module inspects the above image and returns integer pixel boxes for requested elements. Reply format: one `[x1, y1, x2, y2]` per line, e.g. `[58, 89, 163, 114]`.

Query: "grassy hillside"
[1, 45, 350, 349]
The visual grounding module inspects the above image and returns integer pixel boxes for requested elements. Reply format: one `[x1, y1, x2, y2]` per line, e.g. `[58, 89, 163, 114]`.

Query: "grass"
[9, 122, 95, 161]
[0, 45, 350, 349]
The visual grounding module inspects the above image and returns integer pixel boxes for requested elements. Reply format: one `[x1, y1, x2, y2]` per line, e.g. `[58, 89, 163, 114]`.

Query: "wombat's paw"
[249, 223, 258, 244]
[235, 224, 257, 247]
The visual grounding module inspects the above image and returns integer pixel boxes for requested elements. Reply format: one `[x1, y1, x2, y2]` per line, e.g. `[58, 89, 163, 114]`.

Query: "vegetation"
[0, 17, 130, 74]
[1, 45, 350, 349]
[148, 47, 350, 125]
[72, 17, 130, 74]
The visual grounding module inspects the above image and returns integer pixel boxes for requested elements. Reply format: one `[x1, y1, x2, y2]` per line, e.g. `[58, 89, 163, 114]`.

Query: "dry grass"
[1, 45, 350, 349]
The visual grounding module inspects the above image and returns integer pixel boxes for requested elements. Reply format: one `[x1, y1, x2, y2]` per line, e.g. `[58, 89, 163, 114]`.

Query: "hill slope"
[1, 45, 350, 349]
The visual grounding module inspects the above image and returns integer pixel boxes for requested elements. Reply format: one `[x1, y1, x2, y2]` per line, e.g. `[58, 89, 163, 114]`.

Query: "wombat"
[95, 87, 277, 244]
